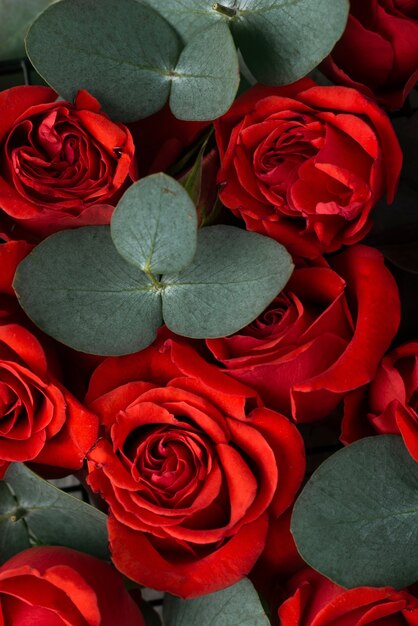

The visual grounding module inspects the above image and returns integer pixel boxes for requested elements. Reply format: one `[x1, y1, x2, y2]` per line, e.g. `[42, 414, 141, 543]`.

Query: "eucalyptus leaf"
[170, 22, 239, 120]
[291, 436, 418, 589]
[14, 226, 162, 356]
[162, 225, 293, 338]
[0, 0, 55, 61]
[26, 0, 239, 121]
[146, 0, 349, 85]
[26, 0, 181, 121]
[142, 601, 163, 626]
[14, 178, 293, 355]
[2, 464, 109, 560]
[111, 174, 197, 274]
[164, 578, 270, 626]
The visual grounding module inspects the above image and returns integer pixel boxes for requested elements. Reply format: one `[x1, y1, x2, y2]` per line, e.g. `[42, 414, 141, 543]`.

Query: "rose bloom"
[0, 547, 144, 625]
[0, 86, 134, 240]
[206, 246, 400, 423]
[278, 568, 418, 625]
[86, 339, 305, 598]
[322, 0, 418, 110]
[215, 79, 402, 258]
[342, 341, 418, 460]
[0, 240, 98, 475]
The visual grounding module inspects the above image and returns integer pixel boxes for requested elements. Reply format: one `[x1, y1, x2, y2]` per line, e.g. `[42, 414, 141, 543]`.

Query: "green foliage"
[111, 174, 197, 274]
[164, 578, 270, 626]
[1, 464, 109, 562]
[14, 175, 293, 356]
[14, 227, 163, 356]
[146, 0, 349, 85]
[162, 226, 292, 337]
[291, 436, 418, 589]
[26, 0, 239, 122]
[0, 0, 54, 61]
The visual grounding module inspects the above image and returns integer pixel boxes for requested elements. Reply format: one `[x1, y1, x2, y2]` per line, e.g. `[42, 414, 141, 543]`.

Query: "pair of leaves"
[26, 0, 348, 122]
[26, 0, 239, 121]
[14, 173, 293, 356]
[292, 435, 418, 589]
[164, 579, 269, 626]
[147, 0, 349, 85]
[0, 464, 108, 563]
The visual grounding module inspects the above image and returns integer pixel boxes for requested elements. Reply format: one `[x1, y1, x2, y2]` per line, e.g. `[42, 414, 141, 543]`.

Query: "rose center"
[123, 424, 211, 505]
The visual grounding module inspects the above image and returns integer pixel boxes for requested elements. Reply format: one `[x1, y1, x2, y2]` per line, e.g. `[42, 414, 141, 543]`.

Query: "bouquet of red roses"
[0, 0, 417, 624]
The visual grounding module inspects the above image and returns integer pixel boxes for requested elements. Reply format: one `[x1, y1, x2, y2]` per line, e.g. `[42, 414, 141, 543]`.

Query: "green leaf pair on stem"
[14, 173, 293, 356]
[25, 0, 349, 122]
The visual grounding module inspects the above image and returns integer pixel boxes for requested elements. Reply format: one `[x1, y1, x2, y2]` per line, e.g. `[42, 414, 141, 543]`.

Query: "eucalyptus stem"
[212, 3, 237, 18]
[144, 266, 163, 290]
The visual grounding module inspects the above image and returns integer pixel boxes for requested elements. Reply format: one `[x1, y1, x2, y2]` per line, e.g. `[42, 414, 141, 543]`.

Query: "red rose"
[322, 0, 418, 110]
[215, 80, 402, 258]
[86, 339, 305, 598]
[0, 546, 145, 625]
[342, 341, 418, 460]
[278, 568, 418, 625]
[0, 241, 98, 472]
[0, 86, 135, 240]
[206, 246, 400, 423]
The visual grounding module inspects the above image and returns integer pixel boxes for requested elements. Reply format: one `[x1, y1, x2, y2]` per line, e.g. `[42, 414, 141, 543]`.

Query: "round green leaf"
[14, 226, 162, 356]
[161, 225, 293, 338]
[147, 0, 349, 85]
[164, 578, 269, 626]
[0, 0, 55, 61]
[26, 0, 181, 121]
[231, 0, 349, 84]
[291, 436, 418, 589]
[111, 174, 197, 274]
[4, 464, 109, 560]
[170, 22, 239, 121]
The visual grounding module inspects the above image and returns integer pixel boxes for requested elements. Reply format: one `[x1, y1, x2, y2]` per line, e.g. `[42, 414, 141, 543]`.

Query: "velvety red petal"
[249, 408, 305, 517]
[0, 86, 57, 143]
[294, 246, 400, 398]
[108, 513, 268, 598]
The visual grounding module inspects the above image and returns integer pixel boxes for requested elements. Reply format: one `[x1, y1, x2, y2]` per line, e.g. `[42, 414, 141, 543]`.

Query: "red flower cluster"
[0, 6, 415, 612]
